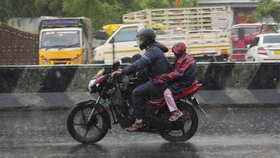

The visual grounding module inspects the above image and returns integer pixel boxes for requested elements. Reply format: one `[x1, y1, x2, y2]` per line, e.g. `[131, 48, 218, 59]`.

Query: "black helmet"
[136, 28, 156, 50]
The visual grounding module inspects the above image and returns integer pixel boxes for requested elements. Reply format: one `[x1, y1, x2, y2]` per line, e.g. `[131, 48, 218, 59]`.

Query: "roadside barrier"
[0, 62, 279, 108]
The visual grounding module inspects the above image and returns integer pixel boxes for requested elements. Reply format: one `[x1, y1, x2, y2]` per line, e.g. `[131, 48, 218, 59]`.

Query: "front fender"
[76, 99, 111, 128]
[76, 99, 94, 106]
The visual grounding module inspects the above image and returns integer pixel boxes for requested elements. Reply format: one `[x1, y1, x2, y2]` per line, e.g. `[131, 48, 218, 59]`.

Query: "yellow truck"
[93, 5, 232, 64]
[38, 16, 93, 65]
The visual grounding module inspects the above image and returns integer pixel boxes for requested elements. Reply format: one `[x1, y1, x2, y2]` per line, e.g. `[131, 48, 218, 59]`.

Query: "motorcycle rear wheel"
[67, 102, 110, 144]
[159, 101, 198, 142]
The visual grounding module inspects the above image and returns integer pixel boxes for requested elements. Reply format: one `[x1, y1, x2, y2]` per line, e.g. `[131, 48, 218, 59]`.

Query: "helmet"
[172, 42, 186, 58]
[136, 28, 156, 50]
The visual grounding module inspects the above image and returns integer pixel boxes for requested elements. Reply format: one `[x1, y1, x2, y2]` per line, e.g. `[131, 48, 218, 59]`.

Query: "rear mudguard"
[184, 96, 207, 116]
[76, 99, 111, 129]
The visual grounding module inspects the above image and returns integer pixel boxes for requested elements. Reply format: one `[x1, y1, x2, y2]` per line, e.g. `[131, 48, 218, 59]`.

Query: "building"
[199, 0, 280, 25]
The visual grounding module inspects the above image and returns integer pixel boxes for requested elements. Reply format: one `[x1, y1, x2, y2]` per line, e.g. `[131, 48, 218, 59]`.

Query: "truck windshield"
[114, 27, 137, 42]
[41, 30, 81, 49]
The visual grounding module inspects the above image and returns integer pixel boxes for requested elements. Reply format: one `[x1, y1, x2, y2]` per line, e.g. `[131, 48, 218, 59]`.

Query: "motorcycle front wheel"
[159, 101, 198, 142]
[67, 102, 110, 144]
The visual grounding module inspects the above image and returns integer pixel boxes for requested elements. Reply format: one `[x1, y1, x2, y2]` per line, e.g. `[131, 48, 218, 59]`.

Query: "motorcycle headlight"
[88, 79, 96, 91]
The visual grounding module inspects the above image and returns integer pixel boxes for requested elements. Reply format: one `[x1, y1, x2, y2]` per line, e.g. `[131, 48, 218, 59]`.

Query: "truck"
[93, 5, 232, 64]
[38, 16, 93, 65]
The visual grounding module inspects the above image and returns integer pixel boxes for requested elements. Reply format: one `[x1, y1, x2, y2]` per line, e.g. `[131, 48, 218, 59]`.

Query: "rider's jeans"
[164, 88, 178, 112]
[132, 81, 166, 119]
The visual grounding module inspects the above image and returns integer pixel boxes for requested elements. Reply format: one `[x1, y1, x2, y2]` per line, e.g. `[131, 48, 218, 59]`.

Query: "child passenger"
[153, 42, 197, 121]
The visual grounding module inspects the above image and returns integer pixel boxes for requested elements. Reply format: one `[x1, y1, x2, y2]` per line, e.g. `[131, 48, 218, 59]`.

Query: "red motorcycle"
[67, 59, 206, 144]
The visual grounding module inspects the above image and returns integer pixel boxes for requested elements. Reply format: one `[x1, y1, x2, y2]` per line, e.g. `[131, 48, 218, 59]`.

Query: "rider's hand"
[111, 69, 123, 77]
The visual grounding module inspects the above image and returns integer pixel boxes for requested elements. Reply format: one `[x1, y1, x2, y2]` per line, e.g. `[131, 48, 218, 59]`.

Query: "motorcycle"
[67, 57, 206, 144]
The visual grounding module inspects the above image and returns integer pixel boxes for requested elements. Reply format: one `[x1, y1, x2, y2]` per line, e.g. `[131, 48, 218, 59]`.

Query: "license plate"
[221, 49, 228, 54]
[274, 51, 280, 55]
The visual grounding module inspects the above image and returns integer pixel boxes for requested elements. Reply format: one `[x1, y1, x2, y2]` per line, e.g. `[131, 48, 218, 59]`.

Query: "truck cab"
[93, 24, 146, 64]
[38, 17, 92, 65]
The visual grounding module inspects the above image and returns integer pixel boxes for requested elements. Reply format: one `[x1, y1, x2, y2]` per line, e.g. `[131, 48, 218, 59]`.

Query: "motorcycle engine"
[108, 87, 123, 106]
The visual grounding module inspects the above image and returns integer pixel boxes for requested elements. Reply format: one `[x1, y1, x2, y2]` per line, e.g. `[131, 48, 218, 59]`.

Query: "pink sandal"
[169, 110, 183, 121]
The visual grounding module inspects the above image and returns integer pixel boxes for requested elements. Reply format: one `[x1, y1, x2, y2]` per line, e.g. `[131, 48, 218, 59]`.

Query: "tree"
[35, 0, 65, 16]
[137, 0, 198, 9]
[61, 0, 198, 30]
[1, 0, 199, 30]
[248, 0, 280, 32]
[61, 0, 113, 30]
[170, 0, 199, 8]
[0, 0, 38, 23]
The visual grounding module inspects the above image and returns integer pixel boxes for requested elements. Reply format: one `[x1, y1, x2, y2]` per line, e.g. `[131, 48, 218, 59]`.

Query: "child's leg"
[164, 88, 178, 112]
[164, 88, 183, 121]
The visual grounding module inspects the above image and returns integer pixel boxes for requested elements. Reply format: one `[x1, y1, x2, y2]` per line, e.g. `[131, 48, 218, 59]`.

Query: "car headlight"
[88, 79, 96, 91]
[42, 59, 48, 64]
[73, 58, 79, 63]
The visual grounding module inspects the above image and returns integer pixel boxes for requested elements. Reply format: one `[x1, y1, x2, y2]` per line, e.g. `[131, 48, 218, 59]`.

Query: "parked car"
[245, 33, 280, 61]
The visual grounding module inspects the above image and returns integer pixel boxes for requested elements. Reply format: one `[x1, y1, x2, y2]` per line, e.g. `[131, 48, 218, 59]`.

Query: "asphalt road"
[0, 107, 280, 158]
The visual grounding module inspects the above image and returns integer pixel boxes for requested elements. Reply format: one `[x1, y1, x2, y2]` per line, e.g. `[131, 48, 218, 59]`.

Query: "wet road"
[0, 107, 280, 158]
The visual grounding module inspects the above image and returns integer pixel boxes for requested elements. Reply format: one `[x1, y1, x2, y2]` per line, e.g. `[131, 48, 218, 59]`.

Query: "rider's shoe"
[169, 110, 183, 121]
[126, 122, 143, 132]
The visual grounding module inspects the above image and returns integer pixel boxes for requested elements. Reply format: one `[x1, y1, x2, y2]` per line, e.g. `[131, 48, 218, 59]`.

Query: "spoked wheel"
[67, 102, 110, 144]
[160, 101, 198, 142]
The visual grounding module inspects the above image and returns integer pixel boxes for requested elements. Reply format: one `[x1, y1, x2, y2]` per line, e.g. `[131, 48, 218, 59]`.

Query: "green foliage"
[35, 0, 64, 16]
[61, 0, 198, 30]
[0, 0, 10, 22]
[101, 3, 124, 24]
[248, 0, 280, 32]
[249, 0, 280, 23]
[61, 0, 120, 30]
[0, 0, 198, 30]
[137, 0, 198, 9]
[49, 0, 62, 11]
[140, 0, 169, 9]
[172, 0, 199, 8]
[1, 0, 38, 22]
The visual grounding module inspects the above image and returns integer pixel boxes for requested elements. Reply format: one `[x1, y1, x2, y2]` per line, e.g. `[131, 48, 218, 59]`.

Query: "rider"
[153, 42, 197, 121]
[111, 28, 172, 132]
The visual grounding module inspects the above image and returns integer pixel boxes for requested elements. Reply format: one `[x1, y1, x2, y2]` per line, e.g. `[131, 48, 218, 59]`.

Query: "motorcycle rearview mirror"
[113, 59, 122, 69]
